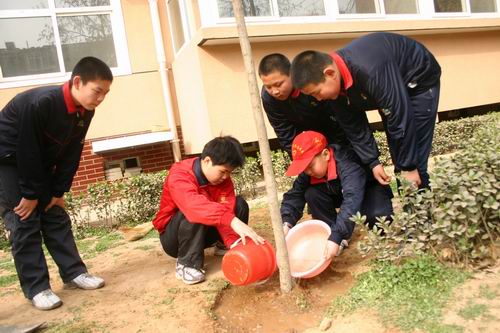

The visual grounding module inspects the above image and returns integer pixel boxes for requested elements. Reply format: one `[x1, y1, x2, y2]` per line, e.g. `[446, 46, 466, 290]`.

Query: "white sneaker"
[175, 262, 205, 285]
[66, 273, 105, 290]
[32, 289, 62, 311]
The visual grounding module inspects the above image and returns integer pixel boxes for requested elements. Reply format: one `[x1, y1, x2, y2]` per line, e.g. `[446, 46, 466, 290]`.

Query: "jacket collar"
[62, 81, 84, 115]
[310, 147, 338, 184]
[330, 52, 353, 93]
[193, 157, 209, 186]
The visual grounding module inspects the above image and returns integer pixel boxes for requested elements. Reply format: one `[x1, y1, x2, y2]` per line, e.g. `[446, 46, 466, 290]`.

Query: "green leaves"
[355, 114, 500, 267]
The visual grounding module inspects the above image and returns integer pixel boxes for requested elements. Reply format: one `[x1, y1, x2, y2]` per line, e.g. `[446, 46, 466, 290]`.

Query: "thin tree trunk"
[231, 0, 293, 293]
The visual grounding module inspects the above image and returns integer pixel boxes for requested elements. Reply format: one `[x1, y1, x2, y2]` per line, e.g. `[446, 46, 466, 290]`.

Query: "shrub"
[114, 171, 166, 226]
[267, 150, 294, 193]
[354, 116, 500, 267]
[374, 113, 495, 166]
[64, 171, 167, 233]
[232, 156, 262, 199]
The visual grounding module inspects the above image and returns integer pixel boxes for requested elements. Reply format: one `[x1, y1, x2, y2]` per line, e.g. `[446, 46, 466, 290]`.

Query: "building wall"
[71, 126, 184, 193]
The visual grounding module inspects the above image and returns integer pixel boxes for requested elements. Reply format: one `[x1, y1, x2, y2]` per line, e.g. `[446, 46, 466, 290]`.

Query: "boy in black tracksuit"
[291, 32, 441, 189]
[259, 53, 348, 155]
[282, 131, 393, 258]
[0, 57, 113, 310]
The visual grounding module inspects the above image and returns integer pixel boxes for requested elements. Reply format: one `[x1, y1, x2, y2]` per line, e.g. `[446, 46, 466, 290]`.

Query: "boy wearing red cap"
[282, 131, 393, 258]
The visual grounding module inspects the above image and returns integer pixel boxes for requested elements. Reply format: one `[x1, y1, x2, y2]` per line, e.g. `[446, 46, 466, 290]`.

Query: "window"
[433, 0, 465, 13]
[201, 0, 499, 25]
[278, 0, 325, 17]
[0, 0, 130, 88]
[470, 0, 497, 13]
[216, 0, 272, 18]
[338, 0, 378, 14]
[384, 0, 418, 14]
[167, 0, 192, 53]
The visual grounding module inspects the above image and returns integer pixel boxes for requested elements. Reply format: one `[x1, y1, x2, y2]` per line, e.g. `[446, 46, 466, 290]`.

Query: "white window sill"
[92, 131, 174, 154]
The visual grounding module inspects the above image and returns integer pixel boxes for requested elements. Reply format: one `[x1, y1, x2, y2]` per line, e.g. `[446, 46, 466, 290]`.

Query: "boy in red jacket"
[152, 136, 264, 285]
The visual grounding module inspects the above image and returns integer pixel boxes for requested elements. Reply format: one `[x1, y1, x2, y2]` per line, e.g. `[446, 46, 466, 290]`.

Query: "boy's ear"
[323, 67, 337, 79]
[322, 148, 330, 160]
[201, 156, 212, 165]
[72, 75, 82, 89]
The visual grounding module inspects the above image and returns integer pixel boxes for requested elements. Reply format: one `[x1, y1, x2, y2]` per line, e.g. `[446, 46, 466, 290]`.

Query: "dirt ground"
[0, 205, 498, 333]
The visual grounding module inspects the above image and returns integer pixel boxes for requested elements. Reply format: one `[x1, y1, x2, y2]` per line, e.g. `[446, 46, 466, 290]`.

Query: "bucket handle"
[230, 237, 268, 249]
[230, 237, 243, 249]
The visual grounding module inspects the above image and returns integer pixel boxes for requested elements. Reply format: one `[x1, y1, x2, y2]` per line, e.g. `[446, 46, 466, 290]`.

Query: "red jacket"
[152, 157, 239, 247]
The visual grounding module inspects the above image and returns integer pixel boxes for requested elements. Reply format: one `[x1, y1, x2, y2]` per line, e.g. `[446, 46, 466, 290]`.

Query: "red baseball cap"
[285, 131, 327, 177]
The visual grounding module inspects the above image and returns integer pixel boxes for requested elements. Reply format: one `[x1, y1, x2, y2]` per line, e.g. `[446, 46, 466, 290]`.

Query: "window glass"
[167, 0, 186, 52]
[338, 0, 378, 14]
[434, 0, 465, 12]
[54, 0, 110, 8]
[0, 17, 59, 78]
[470, 0, 497, 12]
[0, 0, 48, 10]
[384, 0, 418, 14]
[57, 14, 117, 72]
[277, 0, 325, 16]
[217, 0, 272, 18]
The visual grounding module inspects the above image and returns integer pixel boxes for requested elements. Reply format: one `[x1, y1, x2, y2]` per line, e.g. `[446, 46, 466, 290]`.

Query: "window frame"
[0, 0, 130, 89]
[200, 0, 500, 26]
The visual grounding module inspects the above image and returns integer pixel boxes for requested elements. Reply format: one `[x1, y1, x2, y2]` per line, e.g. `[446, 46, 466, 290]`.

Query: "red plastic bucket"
[221, 238, 277, 286]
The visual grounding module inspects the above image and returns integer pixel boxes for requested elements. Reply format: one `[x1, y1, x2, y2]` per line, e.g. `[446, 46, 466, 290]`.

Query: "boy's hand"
[283, 224, 291, 236]
[324, 240, 339, 260]
[401, 169, 421, 188]
[45, 196, 65, 212]
[14, 198, 38, 221]
[372, 164, 391, 185]
[230, 217, 265, 245]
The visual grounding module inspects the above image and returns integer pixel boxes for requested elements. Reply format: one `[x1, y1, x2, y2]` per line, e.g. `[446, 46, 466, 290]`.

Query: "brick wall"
[71, 126, 184, 193]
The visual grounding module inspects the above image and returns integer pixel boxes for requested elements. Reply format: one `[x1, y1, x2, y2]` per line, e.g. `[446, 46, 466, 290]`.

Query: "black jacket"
[261, 87, 348, 154]
[280, 144, 368, 244]
[332, 32, 441, 171]
[0, 84, 94, 200]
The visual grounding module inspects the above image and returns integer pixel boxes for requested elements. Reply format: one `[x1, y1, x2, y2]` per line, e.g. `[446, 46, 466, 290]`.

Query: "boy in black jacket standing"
[291, 32, 441, 189]
[0, 57, 113, 310]
[282, 131, 393, 258]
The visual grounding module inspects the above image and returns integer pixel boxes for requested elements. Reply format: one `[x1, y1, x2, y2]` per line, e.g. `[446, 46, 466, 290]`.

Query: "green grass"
[478, 284, 497, 300]
[76, 232, 124, 259]
[327, 256, 468, 332]
[0, 256, 16, 273]
[46, 319, 103, 333]
[458, 302, 489, 320]
[0, 274, 18, 287]
[135, 244, 155, 251]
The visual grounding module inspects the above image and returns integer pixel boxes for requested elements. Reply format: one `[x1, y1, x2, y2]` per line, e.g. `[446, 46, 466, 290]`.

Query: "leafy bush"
[354, 116, 500, 267]
[261, 150, 294, 193]
[232, 156, 262, 199]
[374, 113, 495, 166]
[114, 171, 166, 226]
[64, 171, 166, 234]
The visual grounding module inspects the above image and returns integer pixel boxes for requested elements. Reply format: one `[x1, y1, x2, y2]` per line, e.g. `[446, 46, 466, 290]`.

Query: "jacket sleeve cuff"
[52, 190, 65, 198]
[368, 159, 381, 170]
[328, 232, 343, 245]
[220, 211, 235, 227]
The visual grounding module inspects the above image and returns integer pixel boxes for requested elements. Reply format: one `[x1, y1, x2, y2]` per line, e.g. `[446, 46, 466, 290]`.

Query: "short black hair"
[201, 136, 245, 168]
[71, 56, 113, 85]
[258, 53, 291, 77]
[291, 50, 332, 89]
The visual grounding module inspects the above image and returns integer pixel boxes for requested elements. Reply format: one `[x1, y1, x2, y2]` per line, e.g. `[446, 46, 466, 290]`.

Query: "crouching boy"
[152, 136, 264, 285]
[282, 131, 393, 258]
